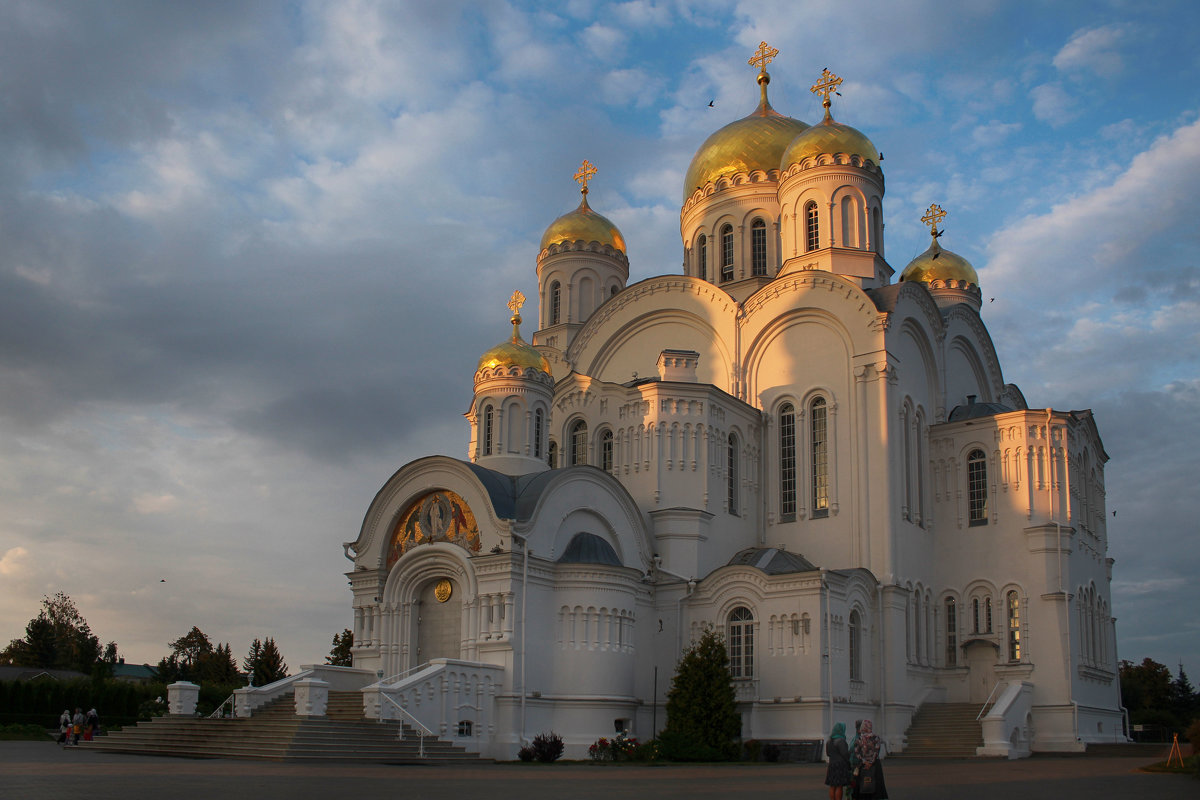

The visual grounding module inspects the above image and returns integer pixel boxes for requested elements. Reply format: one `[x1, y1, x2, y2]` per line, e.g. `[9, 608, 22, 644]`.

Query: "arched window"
[610, 285, 618, 297]
[697, 234, 708, 281]
[547, 440, 558, 468]
[600, 429, 614, 472]
[534, 409, 544, 459]
[871, 206, 883, 254]
[849, 610, 862, 681]
[811, 397, 829, 517]
[1007, 590, 1021, 662]
[971, 597, 981, 633]
[549, 281, 561, 325]
[720, 225, 734, 282]
[570, 420, 588, 466]
[945, 598, 958, 666]
[779, 403, 796, 519]
[805, 202, 820, 252]
[967, 449, 988, 525]
[727, 432, 739, 515]
[914, 591, 923, 663]
[751, 218, 767, 276]
[728, 606, 754, 678]
[482, 404, 494, 456]
[985, 596, 993, 633]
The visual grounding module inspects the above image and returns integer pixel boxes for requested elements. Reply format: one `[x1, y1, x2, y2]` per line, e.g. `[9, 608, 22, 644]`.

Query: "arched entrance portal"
[415, 578, 462, 664]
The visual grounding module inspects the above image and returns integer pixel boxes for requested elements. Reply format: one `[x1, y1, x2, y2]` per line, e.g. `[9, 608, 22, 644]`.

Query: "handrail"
[379, 693, 433, 758]
[209, 694, 236, 719]
[374, 662, 429, 687]
[976, 681, 1002, 721]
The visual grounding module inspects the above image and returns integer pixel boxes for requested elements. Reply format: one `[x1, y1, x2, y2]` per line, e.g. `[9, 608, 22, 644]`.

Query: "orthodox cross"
[749, 41, 778, 74]
[508, 290, 526, 317]
[811, 68, 843, 109]
[921, 203, 947, 237]
[574, 160, 597, 194]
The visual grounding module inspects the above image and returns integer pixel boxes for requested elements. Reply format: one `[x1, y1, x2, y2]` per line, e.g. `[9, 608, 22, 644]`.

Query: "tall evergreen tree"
[327, 629, 354, 667]
[1171, 663, 1197, 724]
[659, 627, 740, 761]
[244, 637, 288, 686]
[0, 592, 103, 673]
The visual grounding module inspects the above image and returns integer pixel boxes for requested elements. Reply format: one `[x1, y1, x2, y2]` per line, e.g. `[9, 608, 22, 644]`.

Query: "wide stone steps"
[82, 692, 479, 763]
[896, 702, 985, 758]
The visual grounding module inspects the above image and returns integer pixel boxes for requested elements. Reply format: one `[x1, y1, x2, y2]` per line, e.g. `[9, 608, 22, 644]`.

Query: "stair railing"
[373, 662, 429, 687]
[976, 681, 1002, 720]
[208, 694, 236, 719]
[379, 692, 434, 758]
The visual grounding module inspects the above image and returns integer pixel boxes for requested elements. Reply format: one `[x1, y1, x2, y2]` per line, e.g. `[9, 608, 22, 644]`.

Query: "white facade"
[341, 62, 1123, 760]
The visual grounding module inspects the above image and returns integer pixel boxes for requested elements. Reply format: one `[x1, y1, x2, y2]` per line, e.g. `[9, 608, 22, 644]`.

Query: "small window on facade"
[728, 606, 754, 678]
[727, 432, 739, 515]
[570, 420, 588, 466]
[779, 403, 796, 519]
[548, 440, 558, 468]
[534, 409, 544, 459]
[972, 597, 980, 634]
[985, 596, 993, 633]
[698, 234, 708, 281]
[811, 397, 829, 517]
[457, 720, 473, 737]
[945, 598, 958, 666]
[968, 449, 988, 525]
[751, 218, 767, 276]
[550, 281, 561, 325]
[1007, 591, 1021, 662]
[720, 225, 734, 282]
[600, 429, 614, 472]
[805, 202, 820, 252]
[482, 404, 494, 456]
[849, 610, 862, 681]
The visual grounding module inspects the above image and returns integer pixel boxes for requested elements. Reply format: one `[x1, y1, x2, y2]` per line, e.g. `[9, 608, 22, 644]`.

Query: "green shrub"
[531, 731, 564, 762]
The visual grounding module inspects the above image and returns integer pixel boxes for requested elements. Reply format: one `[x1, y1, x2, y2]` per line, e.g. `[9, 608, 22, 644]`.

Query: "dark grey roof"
[462, 461, 609, 523]
[947, 399, 1014, 421]
[726, 547, 817, 575]
[558, 532, 622, 566]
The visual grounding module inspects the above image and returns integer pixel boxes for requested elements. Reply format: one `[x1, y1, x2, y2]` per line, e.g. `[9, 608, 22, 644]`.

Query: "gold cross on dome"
[921, 203, 947, 236]
[811, 68, 843, 106]
[574, 160, 597, 193]
[749, 41, 778, 74]
[507, 290, 526, 316]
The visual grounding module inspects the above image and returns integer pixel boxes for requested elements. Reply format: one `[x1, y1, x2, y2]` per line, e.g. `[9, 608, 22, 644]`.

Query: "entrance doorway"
[964, 640, 999, 703]
[415, 578, 462, 664]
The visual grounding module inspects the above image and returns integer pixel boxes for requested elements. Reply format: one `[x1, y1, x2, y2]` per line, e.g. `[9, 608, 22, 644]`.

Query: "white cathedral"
[337, 49, 1124, 759]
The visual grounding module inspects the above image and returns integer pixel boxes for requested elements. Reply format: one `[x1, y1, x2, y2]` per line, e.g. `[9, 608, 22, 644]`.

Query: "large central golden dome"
[683, 73, 809, 201]
[899, 237, 979, 287]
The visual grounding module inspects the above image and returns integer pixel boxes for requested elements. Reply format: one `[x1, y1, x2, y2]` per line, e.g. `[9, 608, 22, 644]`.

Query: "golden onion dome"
[539, 192, 626, 254]
[899, 237, 979, 287]
[780, 105, 879, 169]
[477, 292, 551, 375]
[682, 71, 809, 201]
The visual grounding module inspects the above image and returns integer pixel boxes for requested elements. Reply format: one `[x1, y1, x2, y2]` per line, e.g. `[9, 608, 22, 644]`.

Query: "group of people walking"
[57, 707, 99, 747]
[825, 719, 888, 799]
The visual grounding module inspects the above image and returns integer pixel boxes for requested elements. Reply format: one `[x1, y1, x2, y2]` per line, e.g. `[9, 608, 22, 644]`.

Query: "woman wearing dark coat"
[851, 719, 888, 799]
[825, 722, 853, 800]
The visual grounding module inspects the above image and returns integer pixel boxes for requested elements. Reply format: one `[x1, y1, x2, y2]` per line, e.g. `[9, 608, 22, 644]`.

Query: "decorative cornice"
[681, 169, 782, 216]
[537, 239, 630, 267]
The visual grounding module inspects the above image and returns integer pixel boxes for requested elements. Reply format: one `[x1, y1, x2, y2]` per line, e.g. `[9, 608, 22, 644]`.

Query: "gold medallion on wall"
[433, 579, 453, 603]
[386, 489, 482, 569]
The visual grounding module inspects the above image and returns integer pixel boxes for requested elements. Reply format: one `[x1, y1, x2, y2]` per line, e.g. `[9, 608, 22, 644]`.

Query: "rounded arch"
[383, 541, 479, 607]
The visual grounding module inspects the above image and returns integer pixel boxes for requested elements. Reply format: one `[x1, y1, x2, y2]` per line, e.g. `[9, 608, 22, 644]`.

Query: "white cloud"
[582, 23, 626, 60]
[1030, 82, 1079, 127]
[613, 0, 672, 28]
[600, 68, 663, 108]
[0, 546, 29, 577]
[1053, 24, 1129, 77]
[970, 120, 1022, 149]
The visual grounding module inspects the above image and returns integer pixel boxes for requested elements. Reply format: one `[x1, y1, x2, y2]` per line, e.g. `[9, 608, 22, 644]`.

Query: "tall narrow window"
[570, 420, 588, 466]
[482, 404, 494, 456]
[805, 202, 820, 252]
[698, 234, 708, 281]
[849, 610, 862, 681]
[871, 207, 883, 255]
[550, 281, 561, 325]
[968, 449, 988, 525]
[1007, 591, 1021, 662]
[985, 596, 993, 633]
[728, 606, 754, 678]
[600, 429, 614, 472]
[972, 597, 980, 633]
[914, 592, 923, 663]
[751, 218, 767, 276]
[720, 225, 734, 282]
[548, 440, 558, 468]
[811, 397, 829, 517]
[779, 403, 797, 519]
[727, 432, 739, 515]
[945, 598, 958, 666]
[534, 409, 544, 459]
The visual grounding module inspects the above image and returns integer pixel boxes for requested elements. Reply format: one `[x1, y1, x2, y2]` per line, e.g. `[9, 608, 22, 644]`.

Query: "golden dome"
[540, 193, 626, 253]
[899, 237, 979, 286]
[683, 72, 810, 201]
[477, 295, 551, 375]
[780, 106, 879, 168]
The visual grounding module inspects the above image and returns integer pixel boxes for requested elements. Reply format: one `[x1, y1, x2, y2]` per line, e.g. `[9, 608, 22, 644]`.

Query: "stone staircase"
[81, 691, 480, 763]
[895, 702, 985, 758]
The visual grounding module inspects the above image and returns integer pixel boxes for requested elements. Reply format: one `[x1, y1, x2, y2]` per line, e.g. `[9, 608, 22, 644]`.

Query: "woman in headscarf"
[825, 722, 852, 800]
[851, 719, 888, 799]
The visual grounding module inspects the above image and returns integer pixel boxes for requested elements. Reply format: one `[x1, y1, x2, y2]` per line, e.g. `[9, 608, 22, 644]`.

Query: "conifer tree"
[659, 627, 740, 761]
[327, 629, 354, 667]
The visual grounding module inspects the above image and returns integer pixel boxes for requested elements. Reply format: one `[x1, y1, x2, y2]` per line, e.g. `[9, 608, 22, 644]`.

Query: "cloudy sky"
[1, 0, 1197, 678]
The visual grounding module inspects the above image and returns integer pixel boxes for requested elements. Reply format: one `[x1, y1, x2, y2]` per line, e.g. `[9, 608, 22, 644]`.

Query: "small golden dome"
[539, 193, 626, 254]
[899, 237, 979, 287]
[683, 72, 809, 201]
[477, 294, 551, 375]
[780, 106, 879, 168]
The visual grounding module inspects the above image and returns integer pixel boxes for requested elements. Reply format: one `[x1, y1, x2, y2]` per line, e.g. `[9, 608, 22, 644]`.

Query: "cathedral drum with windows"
[340, 48, 1123, 759]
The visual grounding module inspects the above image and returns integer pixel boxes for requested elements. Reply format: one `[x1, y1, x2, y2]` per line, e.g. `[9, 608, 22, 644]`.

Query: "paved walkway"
[1, 742, 1194, 800]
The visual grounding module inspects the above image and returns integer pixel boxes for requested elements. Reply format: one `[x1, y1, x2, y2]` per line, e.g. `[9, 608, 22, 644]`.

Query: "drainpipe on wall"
[822, 569, 833, 733]
[877, 582, 886, 746]
[512, 530, 530, 747]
